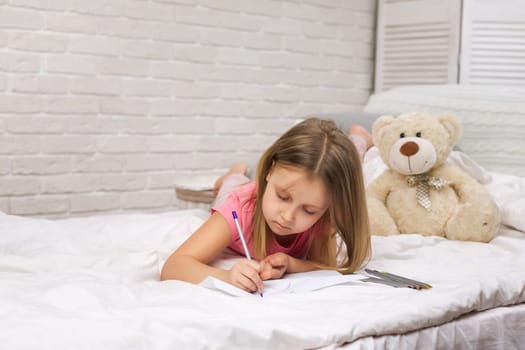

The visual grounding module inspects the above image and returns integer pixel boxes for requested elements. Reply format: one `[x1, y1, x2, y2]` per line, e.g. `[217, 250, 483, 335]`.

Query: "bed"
[2, 85, 525, 349]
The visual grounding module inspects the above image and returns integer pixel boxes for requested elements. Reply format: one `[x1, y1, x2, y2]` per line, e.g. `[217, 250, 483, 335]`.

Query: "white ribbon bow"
[407, 174, 451, 210]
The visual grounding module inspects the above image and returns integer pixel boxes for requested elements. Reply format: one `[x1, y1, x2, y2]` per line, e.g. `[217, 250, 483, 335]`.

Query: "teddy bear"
[366, 111, 499, 242]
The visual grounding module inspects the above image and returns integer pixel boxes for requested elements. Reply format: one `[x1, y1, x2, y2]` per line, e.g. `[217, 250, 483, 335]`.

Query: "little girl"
[161, 118, 371, 294]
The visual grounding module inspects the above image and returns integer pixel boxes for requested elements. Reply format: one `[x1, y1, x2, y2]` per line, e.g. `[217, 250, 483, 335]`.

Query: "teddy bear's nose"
[400, 141, 419, 157]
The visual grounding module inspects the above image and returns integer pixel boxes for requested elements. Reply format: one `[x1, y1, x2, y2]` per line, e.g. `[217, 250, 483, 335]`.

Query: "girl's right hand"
[227, 259, 264, 293]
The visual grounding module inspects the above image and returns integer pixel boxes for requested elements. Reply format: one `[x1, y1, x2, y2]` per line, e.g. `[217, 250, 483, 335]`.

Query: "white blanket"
[1, 174, 525, 349]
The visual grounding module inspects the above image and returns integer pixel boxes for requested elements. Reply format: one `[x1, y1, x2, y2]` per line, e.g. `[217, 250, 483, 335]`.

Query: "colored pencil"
[365, 268, 432, 289]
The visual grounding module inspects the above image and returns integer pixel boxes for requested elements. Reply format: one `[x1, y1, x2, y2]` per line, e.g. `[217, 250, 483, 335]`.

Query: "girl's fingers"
[244, 268, 264, 292]
[265, 253, 287, 268]
[258, 253, 289, 280]
[236, 274, 258, 292]
[259, 262, 274, 280]
[246, 259, 263, 272]
[269, 258, 285, 268]
[260, 264, 286, 280]
[232, 261, 263, 292]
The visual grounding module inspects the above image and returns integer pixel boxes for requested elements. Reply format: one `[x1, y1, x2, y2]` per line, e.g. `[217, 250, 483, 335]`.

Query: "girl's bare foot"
[213, 162, 248, 195]
[349, 125, 373, 149]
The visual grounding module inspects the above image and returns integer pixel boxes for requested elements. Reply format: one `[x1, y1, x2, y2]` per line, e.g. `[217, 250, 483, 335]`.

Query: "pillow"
[485, 173, 525, 233]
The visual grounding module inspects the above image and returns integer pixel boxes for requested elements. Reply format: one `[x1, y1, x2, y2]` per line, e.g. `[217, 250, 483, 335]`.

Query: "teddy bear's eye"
[416, 132, 422, 137]
[400, 132, 405, 138]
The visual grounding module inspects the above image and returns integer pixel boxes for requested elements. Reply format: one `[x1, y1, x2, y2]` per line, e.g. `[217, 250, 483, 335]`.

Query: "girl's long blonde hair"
[251, 117, 371, 273]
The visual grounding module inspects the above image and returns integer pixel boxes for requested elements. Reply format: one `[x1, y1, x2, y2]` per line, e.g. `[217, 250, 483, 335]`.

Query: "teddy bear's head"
[372, 112, 461, 175]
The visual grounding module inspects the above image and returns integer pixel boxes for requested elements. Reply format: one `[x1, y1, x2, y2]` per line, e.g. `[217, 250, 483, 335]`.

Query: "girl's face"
[262, 164, 330, 237]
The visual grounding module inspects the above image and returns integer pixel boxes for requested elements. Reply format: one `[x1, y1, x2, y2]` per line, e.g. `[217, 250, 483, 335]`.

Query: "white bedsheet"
[1, 174, 525, 349]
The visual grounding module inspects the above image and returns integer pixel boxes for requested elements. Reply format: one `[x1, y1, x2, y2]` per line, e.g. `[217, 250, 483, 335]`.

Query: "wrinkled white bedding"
[1, 174, 525, 350]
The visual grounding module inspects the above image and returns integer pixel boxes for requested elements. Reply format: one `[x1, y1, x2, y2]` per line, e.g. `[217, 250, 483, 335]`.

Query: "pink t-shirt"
[211, 181, 321, 259]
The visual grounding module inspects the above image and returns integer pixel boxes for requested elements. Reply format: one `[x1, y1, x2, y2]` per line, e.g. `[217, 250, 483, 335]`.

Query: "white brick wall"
[0, 0, 377, 218]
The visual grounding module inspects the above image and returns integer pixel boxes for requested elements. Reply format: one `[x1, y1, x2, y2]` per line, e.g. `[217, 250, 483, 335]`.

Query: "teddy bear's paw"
[445, 204, 498, 242]
[446, 226, 494, 242]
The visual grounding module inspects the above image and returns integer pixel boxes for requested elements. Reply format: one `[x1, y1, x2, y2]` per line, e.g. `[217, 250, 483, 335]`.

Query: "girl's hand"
[260, 252, 290, 280]
[227, 259, 264, 293]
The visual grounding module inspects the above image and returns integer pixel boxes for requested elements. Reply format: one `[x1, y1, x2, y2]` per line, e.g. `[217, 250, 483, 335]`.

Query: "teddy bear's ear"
[438, 114, 462, 145]
[372, 115, 396, 142]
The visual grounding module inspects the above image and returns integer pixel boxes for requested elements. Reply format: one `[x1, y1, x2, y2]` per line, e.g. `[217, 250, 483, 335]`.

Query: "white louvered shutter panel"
[460, 0, 525, 85]
[374, 0, 462, 92]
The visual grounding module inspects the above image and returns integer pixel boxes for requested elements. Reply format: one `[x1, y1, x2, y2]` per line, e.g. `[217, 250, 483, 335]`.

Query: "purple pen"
[232, 211, 251, 260]
[231, 211, 263, 297]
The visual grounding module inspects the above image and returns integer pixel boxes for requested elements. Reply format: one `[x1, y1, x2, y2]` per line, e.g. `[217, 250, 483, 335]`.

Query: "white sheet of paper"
[199, 270, 366, 297]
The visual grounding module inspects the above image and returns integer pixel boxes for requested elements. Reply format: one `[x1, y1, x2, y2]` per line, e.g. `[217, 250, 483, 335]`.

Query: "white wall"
[0, 0, 376, 217]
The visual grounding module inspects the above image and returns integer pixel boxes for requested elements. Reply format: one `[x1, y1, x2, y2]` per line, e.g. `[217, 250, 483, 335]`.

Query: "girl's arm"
[160, 212, 264, 292]
[160, 212, 231, 283]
